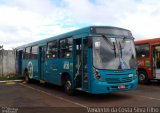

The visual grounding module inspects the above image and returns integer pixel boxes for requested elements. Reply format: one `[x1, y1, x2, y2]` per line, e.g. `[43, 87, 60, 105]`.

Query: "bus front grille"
[105, 77, 132, 84]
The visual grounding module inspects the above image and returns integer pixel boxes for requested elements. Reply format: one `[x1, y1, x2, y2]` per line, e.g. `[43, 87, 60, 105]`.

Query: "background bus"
[16, 26, 138, 95]
[135, 38, 160, 84]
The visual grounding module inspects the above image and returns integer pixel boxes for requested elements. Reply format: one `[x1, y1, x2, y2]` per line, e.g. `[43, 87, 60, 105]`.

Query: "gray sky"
[0, 0, 160, 49]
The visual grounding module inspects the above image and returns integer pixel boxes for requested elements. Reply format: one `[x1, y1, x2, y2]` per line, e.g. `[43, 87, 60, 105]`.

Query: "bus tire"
[138, 70, 149, 84]
[24, 70, 30, 83]
[64, 76, 75, 95]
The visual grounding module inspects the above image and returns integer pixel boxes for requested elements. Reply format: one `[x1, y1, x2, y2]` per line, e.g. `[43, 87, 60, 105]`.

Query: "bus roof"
[135, 38, 160, 45]
[16, 26, 131, 50]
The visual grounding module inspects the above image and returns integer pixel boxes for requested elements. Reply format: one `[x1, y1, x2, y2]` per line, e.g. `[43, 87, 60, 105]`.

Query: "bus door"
[74, 38, 88, 91]
[39, 45, 46, 80]
[16, 50, 23, 75]
[153, 45, 160, 79]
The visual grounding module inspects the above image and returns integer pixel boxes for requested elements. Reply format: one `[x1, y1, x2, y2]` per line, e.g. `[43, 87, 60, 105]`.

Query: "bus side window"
[31, 45, 38, 59]
[47, 41, 58, 58]
[24, 47, 31, 60]
[135, 44, 149, 58]
[60, 38, 73, 58]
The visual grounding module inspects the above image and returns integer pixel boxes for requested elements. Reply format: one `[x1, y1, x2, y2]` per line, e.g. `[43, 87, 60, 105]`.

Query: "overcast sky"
[1, 0, 160, 49]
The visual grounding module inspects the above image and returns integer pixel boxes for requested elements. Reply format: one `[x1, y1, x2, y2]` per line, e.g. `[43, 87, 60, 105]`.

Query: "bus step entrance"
[40, 80, 45, 84]
[76, 88, 82, 91]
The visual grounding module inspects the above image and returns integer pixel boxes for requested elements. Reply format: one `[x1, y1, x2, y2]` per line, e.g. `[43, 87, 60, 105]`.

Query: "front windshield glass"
[93, 36, 136, 70]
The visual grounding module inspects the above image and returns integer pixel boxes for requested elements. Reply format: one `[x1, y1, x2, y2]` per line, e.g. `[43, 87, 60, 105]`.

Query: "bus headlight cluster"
[94, 68, 102, 81]
[128, 73, 137, 80]
[133, 74, 137, 79]
[128, 74, 133, 78]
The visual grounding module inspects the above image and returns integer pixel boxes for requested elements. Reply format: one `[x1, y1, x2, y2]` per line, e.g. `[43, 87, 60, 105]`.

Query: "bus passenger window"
[135, 44, 149, 58]
[60, 38, 73, 58]
[31, 45, 38, 59]
[24, 47, 31, 59]
[47, 41, 58, 58]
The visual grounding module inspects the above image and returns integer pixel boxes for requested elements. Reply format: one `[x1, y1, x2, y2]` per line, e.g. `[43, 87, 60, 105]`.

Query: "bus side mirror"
[88, 37, 92, 48]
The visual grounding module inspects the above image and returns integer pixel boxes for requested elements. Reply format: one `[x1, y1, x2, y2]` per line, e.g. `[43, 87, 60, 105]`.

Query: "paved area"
[1, 81, 160, 113]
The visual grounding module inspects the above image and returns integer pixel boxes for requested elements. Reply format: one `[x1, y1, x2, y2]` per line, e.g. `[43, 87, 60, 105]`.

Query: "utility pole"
[2, 45, 3, 76]
[0, 45, 3, 76]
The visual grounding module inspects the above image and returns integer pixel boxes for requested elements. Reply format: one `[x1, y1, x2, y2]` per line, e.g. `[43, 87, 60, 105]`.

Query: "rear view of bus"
[88, 27, 138, 94]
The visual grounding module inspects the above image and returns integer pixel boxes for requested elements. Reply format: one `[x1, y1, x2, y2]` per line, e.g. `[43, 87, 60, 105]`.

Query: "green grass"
[0, 75, 24, 81]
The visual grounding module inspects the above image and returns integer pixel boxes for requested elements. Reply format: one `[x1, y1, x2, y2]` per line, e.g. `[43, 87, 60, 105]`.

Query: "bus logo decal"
[27, 61, 33, 79]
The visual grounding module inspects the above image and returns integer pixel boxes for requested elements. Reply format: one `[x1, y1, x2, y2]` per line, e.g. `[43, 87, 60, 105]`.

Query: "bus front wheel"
[64, 77, 75, 95]
[138, 71, 149, 84]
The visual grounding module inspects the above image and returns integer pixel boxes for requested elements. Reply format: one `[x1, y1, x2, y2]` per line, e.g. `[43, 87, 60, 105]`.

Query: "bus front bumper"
[90, 78, 138, 94]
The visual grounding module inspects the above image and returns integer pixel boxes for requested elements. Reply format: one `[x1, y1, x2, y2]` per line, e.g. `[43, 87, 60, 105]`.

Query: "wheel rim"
[25, 75, 29, 82]
[65, 80, 71, 91]
[139, 73, 145, 81]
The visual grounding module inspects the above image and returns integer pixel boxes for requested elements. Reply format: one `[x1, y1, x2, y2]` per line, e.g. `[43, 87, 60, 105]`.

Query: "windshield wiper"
[119, 36, 127, 58]
[102, 35, 116, 58]
[113, 42, 116, 58]
[119, 42, 122, 58]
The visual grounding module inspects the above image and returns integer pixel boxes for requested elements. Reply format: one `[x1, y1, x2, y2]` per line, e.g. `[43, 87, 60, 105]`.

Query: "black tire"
[157, 80, 160, 83]
[24, 70, 30, 83]
[138, 70, 149, 84]
[64, 76, 75, 95]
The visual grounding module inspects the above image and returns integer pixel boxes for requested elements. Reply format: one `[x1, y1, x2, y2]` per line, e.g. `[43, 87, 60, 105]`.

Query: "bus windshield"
[93, 36, 136, 70]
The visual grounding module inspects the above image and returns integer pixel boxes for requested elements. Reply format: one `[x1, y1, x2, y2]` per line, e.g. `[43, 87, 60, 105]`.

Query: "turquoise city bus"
[16, 26, 138, 95]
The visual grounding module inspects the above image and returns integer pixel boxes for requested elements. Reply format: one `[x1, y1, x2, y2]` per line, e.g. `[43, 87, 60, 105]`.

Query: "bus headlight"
[133, 74, 137, 80]
[128, 74, 133, 78]
[94, 68, 102, 80]
[128, 74, 137, 80]
[129, 73, 137, 80]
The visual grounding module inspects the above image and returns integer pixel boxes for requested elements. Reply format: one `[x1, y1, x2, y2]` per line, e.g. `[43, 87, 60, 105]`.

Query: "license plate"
[118, 85, 125, 89]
